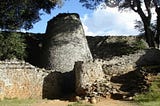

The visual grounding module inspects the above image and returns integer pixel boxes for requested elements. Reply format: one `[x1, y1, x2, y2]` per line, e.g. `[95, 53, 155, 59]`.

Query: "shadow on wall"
[86, 36, 146, 59]
[111, 69, 148, 100]
[25, 33, 47, 68]
[45, 13, 81, 37]
[110, 49, 160, 99]
[136, 48, 160, 67]
[42, 71, 75, 99]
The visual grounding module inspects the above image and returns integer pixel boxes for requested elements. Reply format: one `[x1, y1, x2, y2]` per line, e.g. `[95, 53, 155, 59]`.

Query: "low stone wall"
[86, 36, 148, 59]
[0, 49, 160, 100]
[0, 59, 76, 100]
[0, 59, 49, 100]
[74, 49, 160, 98]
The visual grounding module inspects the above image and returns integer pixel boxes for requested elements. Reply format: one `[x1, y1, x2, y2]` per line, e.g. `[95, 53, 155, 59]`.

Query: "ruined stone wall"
[0, 59, 49, 100]
[0, 49, 160, 100]
[75, 49, 160, 98]
[0, 12, 160, 100]
[0, 59, 75, 100]
[86, 36, 148, 59]
[74, 60, 105, 96]
[25, 34, 147, 67]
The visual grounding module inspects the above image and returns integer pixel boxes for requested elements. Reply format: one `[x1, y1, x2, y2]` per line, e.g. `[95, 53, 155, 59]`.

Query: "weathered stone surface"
[45, 13, 92, 73]
[102, 51, 146, 76]
[0, 59, 75, 99]
[136, 49, 160, 66]
[86, 36, 148, 59]
[74, 49, 160, 99]
[42, 70, 75, 99]
[0, 59, 49, 99]
[74, 60, 105, 95]
[43, 13, 93, 97]
[102, 49, 160, 76]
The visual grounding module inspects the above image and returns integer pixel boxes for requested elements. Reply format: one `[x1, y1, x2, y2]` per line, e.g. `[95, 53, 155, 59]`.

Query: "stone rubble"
[74, 49, 160, 102]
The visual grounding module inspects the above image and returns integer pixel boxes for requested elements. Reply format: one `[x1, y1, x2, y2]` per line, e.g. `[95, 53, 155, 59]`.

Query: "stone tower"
[43, 13, 93, 98]
[45, 13, 93, 72]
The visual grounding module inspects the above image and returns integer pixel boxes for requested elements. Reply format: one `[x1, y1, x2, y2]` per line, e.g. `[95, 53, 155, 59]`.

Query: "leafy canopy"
[0, 0, 62, 30]
[0, 32, 26, 60]
[80, 0, 160, 48]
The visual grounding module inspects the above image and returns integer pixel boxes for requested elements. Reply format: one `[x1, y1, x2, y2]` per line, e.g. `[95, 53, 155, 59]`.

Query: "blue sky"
[27, 0, 141, 36]
[28, 0, 92, 33]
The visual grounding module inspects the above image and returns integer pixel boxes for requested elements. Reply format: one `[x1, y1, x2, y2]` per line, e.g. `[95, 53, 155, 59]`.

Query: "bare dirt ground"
[32, 98, 138, 106]
[32, 99, 72, 106]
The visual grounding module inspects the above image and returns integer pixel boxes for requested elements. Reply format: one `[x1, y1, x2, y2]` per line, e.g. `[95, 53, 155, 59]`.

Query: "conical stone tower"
[43, 13, 93, 98]
[45, 13, 92, 72]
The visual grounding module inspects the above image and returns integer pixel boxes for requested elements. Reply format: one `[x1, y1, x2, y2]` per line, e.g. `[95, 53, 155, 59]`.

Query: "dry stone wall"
[74, 49, 160, 98]
[0, 59, 75, 100]
[45, 13, 92, 72]
[0, 59, 49, 100]
[0, 48, 160, 100]
[1, 12, 160, 100]
[43, 13, 93, 97]
[86, 36, 148, 59]
[74, 60, 105, 96]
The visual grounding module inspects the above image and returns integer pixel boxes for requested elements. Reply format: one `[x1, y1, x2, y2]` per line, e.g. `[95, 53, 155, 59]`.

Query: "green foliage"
[0, 32, 26, 60]
[132, 39, 147, 50]
[80, 0, 104, 9]
[0, 0, 62, 30]
[0, 98, 37, 106]
[68, 102, 92, 106]
[134, 75, 160, 106]
[87, 36, 147, 59]
[80, 0, 160, 48]
[108, 38, 146, 55]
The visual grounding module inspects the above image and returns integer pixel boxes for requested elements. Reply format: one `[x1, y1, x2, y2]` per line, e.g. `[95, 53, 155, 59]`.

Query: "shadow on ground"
[42, 71, 75, 100]
[110, 69, 148, 100]
[110, 49, 160, 100]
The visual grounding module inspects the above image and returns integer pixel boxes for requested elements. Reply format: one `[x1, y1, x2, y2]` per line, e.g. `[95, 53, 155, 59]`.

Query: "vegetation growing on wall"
[24, 33, 45, 67]
[0, 32, 26, 60]
[0, 31, 148, 63]
[87, 36, 147, 59]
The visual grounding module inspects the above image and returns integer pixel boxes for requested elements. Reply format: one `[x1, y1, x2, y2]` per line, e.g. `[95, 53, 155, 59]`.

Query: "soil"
[32, 98, 138, 106]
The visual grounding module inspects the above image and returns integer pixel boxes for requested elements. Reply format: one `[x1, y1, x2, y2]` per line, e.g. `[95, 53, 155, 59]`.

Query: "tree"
[0, 0, 62, 31]
[80, 0, 160, 48]
[120, 0, 155, 47]
[153, 0, 160, 48]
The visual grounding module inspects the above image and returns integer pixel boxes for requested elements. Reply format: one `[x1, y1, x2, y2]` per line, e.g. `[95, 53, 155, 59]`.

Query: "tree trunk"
[155, 7, 160, 48]
[140, 17, 155, 48]
[135, 0, 155, 48]
[144, 24, 155, 48]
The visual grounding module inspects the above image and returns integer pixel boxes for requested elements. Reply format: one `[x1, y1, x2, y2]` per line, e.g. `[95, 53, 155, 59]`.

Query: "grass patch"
[68, 101, 92, 106]
[134, 75, 160, 106]
[0, 98, 38, 106]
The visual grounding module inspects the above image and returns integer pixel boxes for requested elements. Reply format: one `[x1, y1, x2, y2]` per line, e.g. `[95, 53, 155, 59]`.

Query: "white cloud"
[81, 6, 141, 36]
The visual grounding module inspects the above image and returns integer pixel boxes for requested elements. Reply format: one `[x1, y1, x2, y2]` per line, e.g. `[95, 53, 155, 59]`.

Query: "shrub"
[0, 32, 26, 60]
[132, 39, 147, 50]
[134, 75, 160, 106]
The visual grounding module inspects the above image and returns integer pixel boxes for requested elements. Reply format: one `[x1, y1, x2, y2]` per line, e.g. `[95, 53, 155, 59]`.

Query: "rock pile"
[74, 60, 105, 96]
[74, 59, 121, 100]
[74, 49, 160, 101]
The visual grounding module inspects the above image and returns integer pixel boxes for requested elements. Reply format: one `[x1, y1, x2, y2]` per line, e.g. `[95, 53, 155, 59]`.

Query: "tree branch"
[144, 0, 152, 20]
[135, 0, 147, 21]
